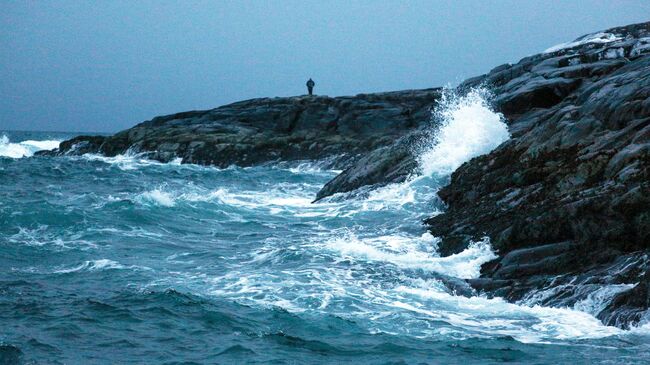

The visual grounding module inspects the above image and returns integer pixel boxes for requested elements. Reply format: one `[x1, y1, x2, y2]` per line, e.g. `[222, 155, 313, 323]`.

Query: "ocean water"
[2, 91, 649, 364]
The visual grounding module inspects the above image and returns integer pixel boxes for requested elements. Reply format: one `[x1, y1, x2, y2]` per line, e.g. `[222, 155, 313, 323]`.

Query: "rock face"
[40, 90, 440, 168]
[425, 22, 650, 328]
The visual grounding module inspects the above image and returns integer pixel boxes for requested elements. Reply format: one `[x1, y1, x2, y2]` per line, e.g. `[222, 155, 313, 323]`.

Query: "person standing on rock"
[306, 78, 315, 96]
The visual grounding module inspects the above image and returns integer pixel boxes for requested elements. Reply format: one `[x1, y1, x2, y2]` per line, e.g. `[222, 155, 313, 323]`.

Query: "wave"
[324, 233, 495, 279]
[417, 87, 510, 177]
[7, 225, 97, 249]
[80, 153, 181, 171]
[53, 259, 152, 274]
[350, 86, 509, 208]
[0, 134, 60, 158]
[573, 284, 637, 316]
[387, 293, 623, 343]
[209, 232, 624, 343]
[54, 259, 125, 274]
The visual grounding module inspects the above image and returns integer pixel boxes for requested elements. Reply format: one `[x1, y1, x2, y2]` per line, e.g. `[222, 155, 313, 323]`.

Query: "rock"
[0, 344, 23, 365]
[598, 271, 650, 328]
[314, 131, 424, 201]
[35, 135, 107, 156]
[40, 89, 440, 169]
[425, 21, 650, 328]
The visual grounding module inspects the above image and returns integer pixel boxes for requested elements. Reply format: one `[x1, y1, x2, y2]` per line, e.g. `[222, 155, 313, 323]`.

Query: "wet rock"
[426, 21, 650, 328]
[42, 89, 440, 169]
[36, 135, 107, 156]
[598, 271, 650, 328]
[314, 132, 423, 201]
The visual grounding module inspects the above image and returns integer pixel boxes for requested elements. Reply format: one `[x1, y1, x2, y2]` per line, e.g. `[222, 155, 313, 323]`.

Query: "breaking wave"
[418, 87, 510, 177]
[0, 134, 60, 158]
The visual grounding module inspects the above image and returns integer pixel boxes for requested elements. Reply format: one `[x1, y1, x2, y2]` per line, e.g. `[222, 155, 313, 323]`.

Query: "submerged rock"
[425, 21, 650, 328]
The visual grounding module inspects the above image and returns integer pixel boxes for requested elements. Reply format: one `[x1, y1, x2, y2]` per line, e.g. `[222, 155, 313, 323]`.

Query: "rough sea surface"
[2, 93, 650, 364]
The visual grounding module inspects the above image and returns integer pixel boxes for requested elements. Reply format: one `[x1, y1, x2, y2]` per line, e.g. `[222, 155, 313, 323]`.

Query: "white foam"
[388, 294, 621, 343]
[0, 135, 61, 158]
[129, 183, 342, 217]
[81, 152, 234, 172]
[418, 88, 510, 177]
[182, 186, 339, 217]
[137, 188, 176, 207]
[366, 183, 416, 207]
[82, 153, 164, 171]
[54, 259, 125, 274]
[208, 233, 622, 343]
[286, 162, 341, 175]
[573, 284, 636, 316]
[8, 225, 97, 249]
[272, 157, 344, 175]
[544, 32, 622, 53]
[325, 233, 495, 279]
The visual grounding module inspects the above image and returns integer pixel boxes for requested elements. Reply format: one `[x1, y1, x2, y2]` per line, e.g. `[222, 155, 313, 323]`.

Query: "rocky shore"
[426, 21, 650, 329]
[40, 89, 440, 168]
[42, 21, 650, 328]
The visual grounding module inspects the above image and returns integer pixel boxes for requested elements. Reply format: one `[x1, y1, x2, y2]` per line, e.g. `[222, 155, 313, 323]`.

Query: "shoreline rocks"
[426, 21, 650, 328]
[38, 90, 440, 169]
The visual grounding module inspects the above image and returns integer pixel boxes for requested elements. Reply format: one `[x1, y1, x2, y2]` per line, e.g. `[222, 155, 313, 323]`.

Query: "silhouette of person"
[306, 78, 315, 95]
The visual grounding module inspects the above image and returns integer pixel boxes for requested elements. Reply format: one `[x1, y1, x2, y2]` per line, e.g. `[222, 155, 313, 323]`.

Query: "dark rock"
[598, 271, 650, 328]
[42, 89, 440, 168]
[425, 21, 650, 328]
[314, 131, 424, 201]
[36, 135, 107, 156]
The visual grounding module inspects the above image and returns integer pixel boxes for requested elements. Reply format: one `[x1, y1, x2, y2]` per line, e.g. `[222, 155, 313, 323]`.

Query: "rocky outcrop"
[315, 22, 650, 201]
[314, 131, 424, 201]
[39, 90, 440, 168]
[425, 22, 650, 328]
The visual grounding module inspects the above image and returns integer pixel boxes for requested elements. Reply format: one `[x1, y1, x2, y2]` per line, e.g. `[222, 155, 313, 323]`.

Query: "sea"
[2, 90, 649, 364]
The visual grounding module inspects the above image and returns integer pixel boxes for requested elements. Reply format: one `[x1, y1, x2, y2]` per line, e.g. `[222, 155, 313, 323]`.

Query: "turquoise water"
[2, 128, 650, 364]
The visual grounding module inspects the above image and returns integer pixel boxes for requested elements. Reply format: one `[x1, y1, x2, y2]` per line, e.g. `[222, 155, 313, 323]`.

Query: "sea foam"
[0, 134, 60, 158]
[418, 87, 510, 177]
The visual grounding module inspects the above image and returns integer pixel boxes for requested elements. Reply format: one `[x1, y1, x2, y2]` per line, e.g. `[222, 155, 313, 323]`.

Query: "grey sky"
[2, 1, 649, 133]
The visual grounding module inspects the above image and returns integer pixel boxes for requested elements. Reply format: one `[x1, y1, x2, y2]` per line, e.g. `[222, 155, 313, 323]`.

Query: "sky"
[1, 1, 649, 133]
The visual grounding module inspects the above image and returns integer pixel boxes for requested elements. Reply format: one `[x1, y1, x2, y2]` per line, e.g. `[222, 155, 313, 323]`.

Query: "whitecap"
[324, 233, 495, 279]
[0, 134, 61, 158]
[573, 284, 637, 316]
[137, 188, 176, 207]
